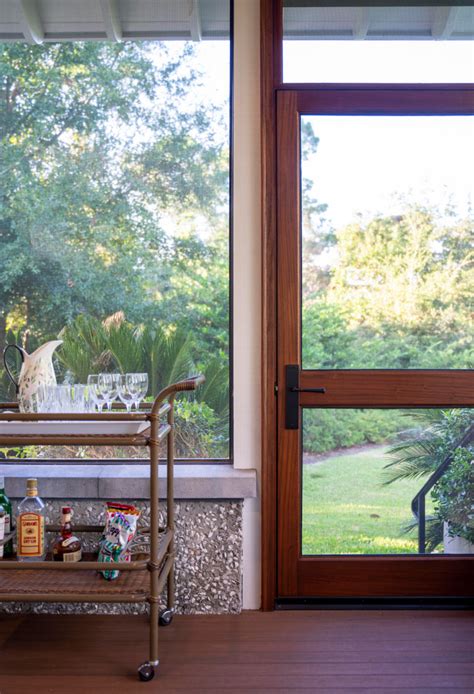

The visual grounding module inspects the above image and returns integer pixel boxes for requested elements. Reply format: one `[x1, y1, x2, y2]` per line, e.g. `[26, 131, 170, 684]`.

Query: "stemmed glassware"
[35, 373, 149, 414]
[87, 375, 107, 413]
[127, 373, 148, 411]
[98, 373, 120, 411]
[117, 375, 135, 413]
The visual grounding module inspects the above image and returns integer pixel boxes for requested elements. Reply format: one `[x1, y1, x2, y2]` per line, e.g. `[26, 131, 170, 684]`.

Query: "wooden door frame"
[260, 0, 474, 608]
[276, 87, 474, 599]
[260, 0, 282, 611]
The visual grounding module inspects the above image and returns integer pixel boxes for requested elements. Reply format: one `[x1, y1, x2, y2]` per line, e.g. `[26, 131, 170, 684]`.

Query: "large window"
[0, 4, 231, 460]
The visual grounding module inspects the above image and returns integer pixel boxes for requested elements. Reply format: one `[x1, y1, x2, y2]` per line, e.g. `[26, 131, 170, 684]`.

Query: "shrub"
[303, 409, 410, 455]
[384, 409, 474, 551]
[432, 447, 474, 544]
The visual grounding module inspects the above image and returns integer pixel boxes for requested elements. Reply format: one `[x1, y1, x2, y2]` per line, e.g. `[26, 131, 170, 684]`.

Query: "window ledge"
[0, 463, 257, 501]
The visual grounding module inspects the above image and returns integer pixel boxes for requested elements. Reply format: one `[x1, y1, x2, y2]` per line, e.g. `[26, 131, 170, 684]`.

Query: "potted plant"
[432, 446, 474, 553]
[383, 409, 474, 553]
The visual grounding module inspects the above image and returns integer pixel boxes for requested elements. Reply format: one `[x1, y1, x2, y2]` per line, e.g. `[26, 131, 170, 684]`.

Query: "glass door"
[276, 88, 474, 598]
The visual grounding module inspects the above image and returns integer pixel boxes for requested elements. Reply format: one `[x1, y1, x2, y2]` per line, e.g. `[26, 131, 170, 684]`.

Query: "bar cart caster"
[138, 661, 157, 682]
[159, 608, 173, 626]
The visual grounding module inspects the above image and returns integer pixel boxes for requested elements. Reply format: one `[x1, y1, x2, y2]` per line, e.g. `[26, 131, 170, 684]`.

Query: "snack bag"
[98, 502, 140, 580]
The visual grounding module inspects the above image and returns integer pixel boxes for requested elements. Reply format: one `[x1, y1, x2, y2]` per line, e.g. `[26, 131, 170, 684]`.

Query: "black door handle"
[289, 387, 326, 394]
[285, 365, 326, 429]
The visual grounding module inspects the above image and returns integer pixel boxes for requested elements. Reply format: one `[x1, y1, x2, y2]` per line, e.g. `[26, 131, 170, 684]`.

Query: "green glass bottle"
[0, 476, 13, 557]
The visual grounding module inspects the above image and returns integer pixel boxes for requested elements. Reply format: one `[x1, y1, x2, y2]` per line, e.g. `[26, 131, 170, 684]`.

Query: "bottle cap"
[62, 506, 72, 514]
[26, 478, 38, 496]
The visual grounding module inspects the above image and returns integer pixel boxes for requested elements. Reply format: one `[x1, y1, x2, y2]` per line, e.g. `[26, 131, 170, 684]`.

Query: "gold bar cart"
[0, 375, 204, 682]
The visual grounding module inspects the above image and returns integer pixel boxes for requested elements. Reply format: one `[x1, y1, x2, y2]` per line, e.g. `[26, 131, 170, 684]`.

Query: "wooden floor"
[0, 610, 473, 693]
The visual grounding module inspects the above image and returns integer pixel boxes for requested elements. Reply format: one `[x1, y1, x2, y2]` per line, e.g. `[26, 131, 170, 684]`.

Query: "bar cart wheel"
[159, 608, 173, 626]
[138, 662, 155, 681]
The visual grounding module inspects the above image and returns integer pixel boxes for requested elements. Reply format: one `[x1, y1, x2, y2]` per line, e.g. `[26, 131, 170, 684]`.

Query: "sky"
[285, 40, 474, 230]
[283, 40, 474, 83]
[302, 114, 474, 229]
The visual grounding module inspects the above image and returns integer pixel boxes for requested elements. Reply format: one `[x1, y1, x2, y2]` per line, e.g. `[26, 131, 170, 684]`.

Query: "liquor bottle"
[17, 478, 46, 561]
[53, 506, 82, 562]
[0, 504, 5, 559]
[0, 477, 13, 557]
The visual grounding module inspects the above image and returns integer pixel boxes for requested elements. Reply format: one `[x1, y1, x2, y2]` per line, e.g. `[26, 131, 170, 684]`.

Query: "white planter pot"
[443, 522, 474, 554]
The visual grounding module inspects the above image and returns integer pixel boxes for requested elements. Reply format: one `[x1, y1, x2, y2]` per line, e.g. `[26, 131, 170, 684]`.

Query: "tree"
[329, 206, 473, 337]
[0, 42, 228, 344]
[300, 120, 335, 296]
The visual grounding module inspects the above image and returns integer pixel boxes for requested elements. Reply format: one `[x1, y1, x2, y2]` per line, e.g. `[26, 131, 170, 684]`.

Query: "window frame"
[0, 4, 235, 466]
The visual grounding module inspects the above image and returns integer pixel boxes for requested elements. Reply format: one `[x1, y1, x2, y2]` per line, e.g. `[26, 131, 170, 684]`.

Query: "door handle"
[289, 387, 326, 394]
[285, 365, 326, 430]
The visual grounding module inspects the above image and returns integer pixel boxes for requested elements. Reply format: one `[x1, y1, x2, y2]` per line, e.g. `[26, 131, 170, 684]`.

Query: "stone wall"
[0, 499, 243, 615]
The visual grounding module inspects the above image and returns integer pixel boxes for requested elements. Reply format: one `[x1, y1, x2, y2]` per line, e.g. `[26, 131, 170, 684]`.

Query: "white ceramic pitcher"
[3, 340, 63, 412]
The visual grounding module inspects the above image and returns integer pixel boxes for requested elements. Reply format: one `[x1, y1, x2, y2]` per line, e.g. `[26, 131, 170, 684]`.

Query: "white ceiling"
[1, 2, 472, 44]
[0, 0, 230, 43]
[284, 4, 474, 40]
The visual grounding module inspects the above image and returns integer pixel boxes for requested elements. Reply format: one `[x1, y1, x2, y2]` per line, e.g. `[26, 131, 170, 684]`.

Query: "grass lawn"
[302, 445, 432, 555]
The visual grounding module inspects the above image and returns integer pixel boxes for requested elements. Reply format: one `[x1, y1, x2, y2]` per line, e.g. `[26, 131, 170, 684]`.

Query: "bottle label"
[18, 513, 44, 556]
[62, 549, 82, 563]
[61, 536, 78, 548]
[4, 513, 10, 534]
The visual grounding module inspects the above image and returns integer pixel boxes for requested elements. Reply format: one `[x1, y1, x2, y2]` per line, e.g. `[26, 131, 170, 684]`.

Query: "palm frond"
[402, 515, 444, 553]
[196, 357, 229, 416]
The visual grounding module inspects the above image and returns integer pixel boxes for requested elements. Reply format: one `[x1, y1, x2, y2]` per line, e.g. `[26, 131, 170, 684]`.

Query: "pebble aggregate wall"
[0, 499, 242, 615]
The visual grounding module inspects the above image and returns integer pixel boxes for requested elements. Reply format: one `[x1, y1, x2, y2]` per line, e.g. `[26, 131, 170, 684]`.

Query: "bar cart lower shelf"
[0, 376, 204, 682]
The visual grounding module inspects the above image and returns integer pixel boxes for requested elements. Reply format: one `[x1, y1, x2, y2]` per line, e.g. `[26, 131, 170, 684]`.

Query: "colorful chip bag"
[98, 502, 140, 580]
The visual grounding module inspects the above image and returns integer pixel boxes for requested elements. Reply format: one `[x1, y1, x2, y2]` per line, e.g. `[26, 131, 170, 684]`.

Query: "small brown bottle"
[53, 506, 82, 562]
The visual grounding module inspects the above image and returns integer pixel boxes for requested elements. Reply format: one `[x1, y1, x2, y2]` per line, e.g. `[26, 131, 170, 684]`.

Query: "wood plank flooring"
[0, 610, 473, 693]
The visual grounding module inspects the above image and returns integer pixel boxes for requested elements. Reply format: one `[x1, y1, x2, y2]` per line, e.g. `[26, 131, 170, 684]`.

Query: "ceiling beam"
[353, 7, 370, 39]
[100, 0, 123, 42]
[190, 0, 202, 41]
[432, 6, 459, 39]
[17, 0, 44, 45]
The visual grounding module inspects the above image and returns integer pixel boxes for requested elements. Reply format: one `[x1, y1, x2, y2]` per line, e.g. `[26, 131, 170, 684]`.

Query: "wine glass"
[127, 373, 148, 411]
[87, 375, 106, 413]
[98, 373, 119, 412]
[117, 375, 134, 413]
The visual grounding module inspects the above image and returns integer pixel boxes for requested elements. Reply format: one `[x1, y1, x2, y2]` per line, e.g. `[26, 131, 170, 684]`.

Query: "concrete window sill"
[0, 463, 257, 500]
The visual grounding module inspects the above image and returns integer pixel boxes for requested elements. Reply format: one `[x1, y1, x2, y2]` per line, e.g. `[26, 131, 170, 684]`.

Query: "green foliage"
[383, 409, 473, 484]
[303, 409, 410, 455]
[174, 400, 227, 458]
[57, 312, 229, 457]
[0, 446, 36, 460]
[384, 409, 474, 551]
[302, 298, 354, 369]
[301, 205, 473, 454]
[432, 447, 474, 544]
[327, 207, 473, 363]
[0, 41, 229, 343]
